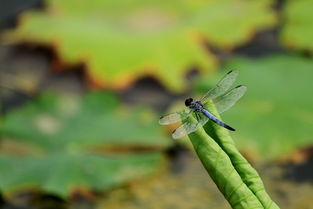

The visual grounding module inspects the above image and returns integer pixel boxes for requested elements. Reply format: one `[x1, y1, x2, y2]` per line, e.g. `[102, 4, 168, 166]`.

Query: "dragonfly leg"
[194, 112, 200, 122]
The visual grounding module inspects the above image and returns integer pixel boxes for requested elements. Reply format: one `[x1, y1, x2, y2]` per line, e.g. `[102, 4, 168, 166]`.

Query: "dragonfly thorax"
[185, 98, 204, 112]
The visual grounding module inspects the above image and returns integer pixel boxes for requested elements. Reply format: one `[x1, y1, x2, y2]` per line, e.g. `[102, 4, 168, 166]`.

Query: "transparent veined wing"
[159, 109, 192, 125]
[201, 70, 239, 102]
[214, 85, 247, 114]
[172, 114, 209, 139]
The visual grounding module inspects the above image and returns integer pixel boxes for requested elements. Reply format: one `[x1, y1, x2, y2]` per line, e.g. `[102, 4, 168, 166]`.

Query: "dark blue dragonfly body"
[185, 98, 235, 131]
[159, 70, 246, 139]
[201, 108, 235, 131]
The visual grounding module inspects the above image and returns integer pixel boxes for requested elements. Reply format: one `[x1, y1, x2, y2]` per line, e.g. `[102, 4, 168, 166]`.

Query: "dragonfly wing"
[159, 109, 192, 125]
[172, 114, 209, 139]
[213, 85, 247, 114]
[201, 70, 239, 102]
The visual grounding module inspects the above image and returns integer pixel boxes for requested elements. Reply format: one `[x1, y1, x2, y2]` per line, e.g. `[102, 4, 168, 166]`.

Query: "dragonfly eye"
[185, 98, 193, 107]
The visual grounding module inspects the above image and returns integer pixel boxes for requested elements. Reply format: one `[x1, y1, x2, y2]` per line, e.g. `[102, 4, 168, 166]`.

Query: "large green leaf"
[195, 55, 313, 159]
[0, 153, 161, 196]
[1, 92, 171, 196]
[7, 0, 276, 92]
[281, 0, 313, 51]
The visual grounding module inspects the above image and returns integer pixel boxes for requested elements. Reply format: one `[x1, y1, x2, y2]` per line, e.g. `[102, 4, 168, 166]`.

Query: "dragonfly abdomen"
[201, 109, 235, 131]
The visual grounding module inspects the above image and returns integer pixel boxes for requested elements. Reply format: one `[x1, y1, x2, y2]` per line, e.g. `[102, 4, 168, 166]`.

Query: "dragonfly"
[159, 70, 247, 139]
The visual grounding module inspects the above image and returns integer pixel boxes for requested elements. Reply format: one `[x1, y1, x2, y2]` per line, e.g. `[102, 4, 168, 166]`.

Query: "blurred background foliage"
[0, 92, 170, 196]
[3, 0, 276, 91]
[280, 0, 313, 51]
[0, 0, 313, 208]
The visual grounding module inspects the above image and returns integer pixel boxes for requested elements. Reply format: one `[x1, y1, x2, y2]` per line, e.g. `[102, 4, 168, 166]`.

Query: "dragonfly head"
[185, 98, 193, 107]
